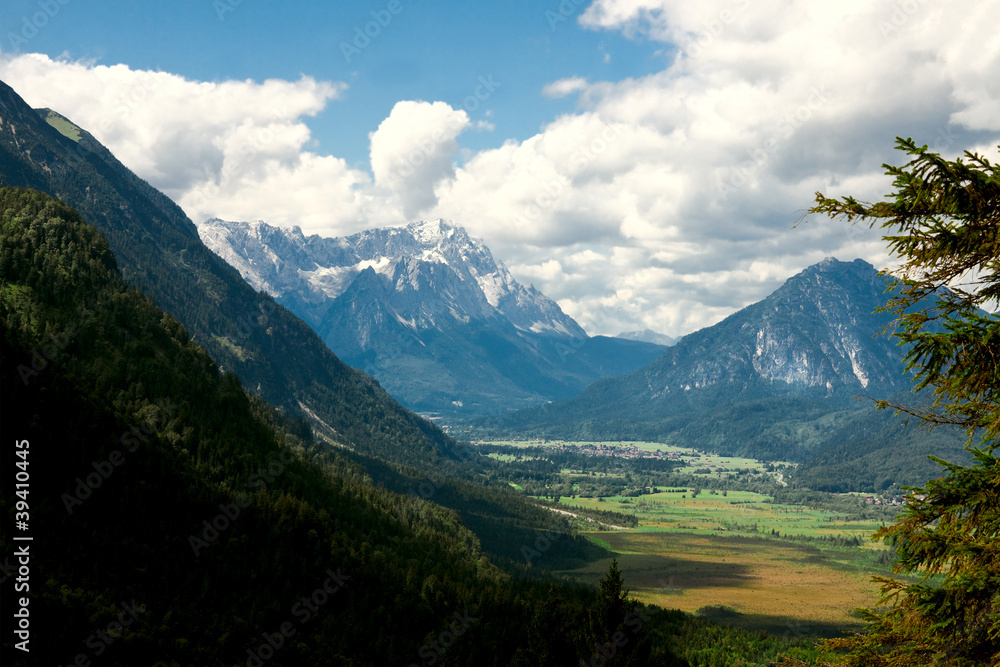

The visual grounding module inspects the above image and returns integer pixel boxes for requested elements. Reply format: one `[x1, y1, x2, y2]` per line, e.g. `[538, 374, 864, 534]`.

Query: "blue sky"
[2, 0, 998, 336]
[2, 0, 667, 166]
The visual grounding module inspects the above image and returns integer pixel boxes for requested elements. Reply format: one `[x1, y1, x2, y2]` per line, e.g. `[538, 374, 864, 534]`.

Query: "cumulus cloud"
[2, 0, 999, 339]
[0, 53, 390, 234]
[431, 0, 1000, 335]
[369, 100, 470, 219]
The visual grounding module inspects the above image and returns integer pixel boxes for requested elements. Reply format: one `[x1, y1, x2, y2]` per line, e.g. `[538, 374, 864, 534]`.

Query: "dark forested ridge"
[0, 188, 836, 665]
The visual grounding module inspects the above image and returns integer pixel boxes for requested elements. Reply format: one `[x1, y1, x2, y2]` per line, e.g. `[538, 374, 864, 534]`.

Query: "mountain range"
[0, 75, 972, 664]
[198, 217, 665, 415]
[0, 80, 601, 565]
[486, 257, 969, 489]
[0, 80, 459, 470]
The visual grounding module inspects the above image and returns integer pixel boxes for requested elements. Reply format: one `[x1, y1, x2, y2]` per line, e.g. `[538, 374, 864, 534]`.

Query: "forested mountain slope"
[0, 80, 451, 470]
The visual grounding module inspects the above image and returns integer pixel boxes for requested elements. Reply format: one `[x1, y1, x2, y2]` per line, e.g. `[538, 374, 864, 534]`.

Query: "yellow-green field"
[560, 489, 884, 542]
[554, 531, 877, 636]
[547, 490, 888, 635]
[480, 438, 892, 635]
[480, 439, 893, 636]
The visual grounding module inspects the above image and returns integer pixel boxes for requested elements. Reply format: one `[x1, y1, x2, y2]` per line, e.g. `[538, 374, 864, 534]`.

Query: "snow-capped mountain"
[198, 218, 665, 414]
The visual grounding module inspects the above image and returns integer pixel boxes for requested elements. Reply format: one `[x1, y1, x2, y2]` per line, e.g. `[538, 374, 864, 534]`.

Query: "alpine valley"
[0, 75, 838, 667]
[0, 75, 975, 667]
[197, 217, 665, 416]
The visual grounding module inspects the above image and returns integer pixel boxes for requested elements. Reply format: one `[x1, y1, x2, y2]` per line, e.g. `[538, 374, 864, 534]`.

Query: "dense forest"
[0, 188, 836, 665]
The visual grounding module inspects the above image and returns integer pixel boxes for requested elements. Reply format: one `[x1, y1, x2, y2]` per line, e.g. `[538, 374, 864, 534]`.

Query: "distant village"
[472, 440, 681, 461]
[541, 442, 677, 460]
[866, 494, 927, 506]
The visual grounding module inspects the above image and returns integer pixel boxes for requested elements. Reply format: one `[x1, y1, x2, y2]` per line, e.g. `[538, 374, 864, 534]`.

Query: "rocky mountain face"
[490, 257, 966, 469]
[637, 257, 906, 399]
[198, 218, 665, 415]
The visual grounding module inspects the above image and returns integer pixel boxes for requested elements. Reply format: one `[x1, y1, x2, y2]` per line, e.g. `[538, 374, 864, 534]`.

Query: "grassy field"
[560, 489, 885, 543]
[552, 531, 877, 637]
[478, 438, 796, 483]
[544, 490, 886, 636]
[479, 439, 891, 637]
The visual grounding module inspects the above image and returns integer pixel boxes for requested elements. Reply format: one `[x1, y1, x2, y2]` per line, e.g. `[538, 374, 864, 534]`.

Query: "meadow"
[478, 439, 895, 637]
[548, 490, 889, 636]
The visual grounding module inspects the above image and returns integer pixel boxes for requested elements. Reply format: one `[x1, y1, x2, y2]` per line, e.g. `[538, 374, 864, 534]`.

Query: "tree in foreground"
[787, 138, 1000, 666]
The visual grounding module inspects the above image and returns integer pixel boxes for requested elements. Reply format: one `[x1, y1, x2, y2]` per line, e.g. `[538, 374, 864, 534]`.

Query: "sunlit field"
[482, 439, 892, 636]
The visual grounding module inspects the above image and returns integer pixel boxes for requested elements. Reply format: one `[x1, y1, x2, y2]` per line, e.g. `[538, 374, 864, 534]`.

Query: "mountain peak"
[196, 217, 667, 413]
[406, 218, 459, 243]
[810, 256, 875, 273]
[197, 216, 588, 339]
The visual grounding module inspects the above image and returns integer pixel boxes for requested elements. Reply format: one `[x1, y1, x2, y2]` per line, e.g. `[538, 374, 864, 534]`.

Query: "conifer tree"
[799, 138, 1000, 666]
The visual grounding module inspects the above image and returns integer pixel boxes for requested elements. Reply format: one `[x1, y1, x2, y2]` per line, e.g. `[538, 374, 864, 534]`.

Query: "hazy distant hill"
[487, 257, 968, 488]
[199, 217, 665, 414]
[616, 329, 677, 347]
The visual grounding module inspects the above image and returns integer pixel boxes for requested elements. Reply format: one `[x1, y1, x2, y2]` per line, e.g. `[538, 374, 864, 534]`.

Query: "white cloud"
[368, 100, 469, 219]
[0, 53, 390, 234]
[2, 0, 999, 339]
[430, 0, 1000, 334]
[542, 76, 589, 99]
